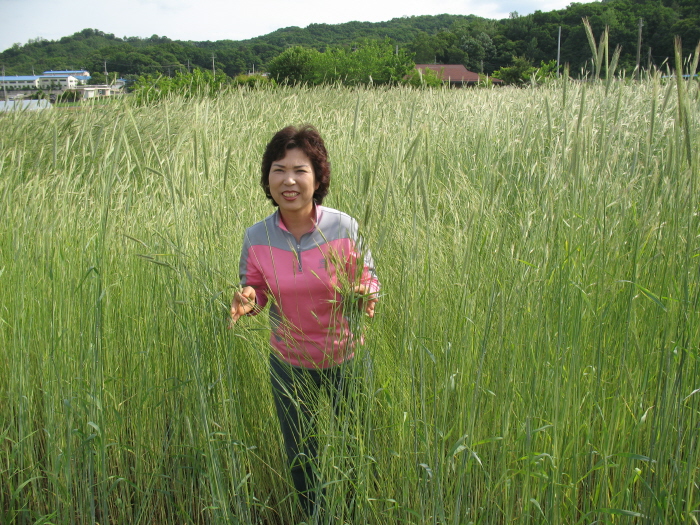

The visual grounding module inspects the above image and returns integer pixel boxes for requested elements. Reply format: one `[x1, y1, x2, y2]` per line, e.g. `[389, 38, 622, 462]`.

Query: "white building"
[1, 72, 84, 91]
[0, 75, 40, 89]
[78, 85, 114, 98]
[38, 75, 78, 90]
[42, 70, 91, 84]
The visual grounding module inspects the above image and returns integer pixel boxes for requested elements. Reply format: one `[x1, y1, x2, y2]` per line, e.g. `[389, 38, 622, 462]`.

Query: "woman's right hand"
[229, 286, 257, 327]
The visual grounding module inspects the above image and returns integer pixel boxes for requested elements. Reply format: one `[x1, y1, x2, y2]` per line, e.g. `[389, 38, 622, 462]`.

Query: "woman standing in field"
[229, 125, 380, 518]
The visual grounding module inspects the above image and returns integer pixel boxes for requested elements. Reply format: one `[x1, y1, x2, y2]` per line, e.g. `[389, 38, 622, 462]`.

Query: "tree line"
[1, 0, 697, 82]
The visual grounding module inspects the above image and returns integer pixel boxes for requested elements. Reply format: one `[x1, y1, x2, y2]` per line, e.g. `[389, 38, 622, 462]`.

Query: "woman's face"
[268, 148, 319, 219]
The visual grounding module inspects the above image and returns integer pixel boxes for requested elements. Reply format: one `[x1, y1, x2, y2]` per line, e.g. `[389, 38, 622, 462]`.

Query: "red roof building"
[414, 64, 502, 86]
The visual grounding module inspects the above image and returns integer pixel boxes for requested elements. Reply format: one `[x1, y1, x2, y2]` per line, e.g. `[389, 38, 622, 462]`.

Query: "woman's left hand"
[229, 286, 257, 328]
[353, 285, 378, 318]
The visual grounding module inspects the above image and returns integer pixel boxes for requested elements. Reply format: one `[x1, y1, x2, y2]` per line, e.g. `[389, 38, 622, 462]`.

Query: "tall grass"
[0, 74, 698, 524]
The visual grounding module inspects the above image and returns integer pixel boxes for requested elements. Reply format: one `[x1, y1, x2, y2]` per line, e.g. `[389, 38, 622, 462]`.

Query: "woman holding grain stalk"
[229, 125, 380, 519]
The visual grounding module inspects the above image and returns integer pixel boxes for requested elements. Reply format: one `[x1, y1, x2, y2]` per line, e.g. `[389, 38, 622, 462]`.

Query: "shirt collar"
[276, 204, 321, 233]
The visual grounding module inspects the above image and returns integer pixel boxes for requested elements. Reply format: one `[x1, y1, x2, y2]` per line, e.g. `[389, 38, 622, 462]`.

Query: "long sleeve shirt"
[239, 205, 380, 369]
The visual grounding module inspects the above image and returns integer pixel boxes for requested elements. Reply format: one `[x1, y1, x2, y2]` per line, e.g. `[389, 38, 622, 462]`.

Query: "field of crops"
[1, 72, 698, 524]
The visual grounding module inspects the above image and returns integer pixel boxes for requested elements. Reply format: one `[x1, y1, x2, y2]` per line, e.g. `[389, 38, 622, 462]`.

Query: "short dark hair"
[261, 125, 331, 206]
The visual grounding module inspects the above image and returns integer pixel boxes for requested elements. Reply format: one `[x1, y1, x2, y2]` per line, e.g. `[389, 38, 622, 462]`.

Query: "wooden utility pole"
[557, 26, 562, 77]
[212, 54, 216, 75]
[635, 18, 643, 80]
[2, 65, 7, 102]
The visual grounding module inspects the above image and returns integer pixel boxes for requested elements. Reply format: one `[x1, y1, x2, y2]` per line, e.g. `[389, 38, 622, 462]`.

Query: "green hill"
[0, 1, 697, 79]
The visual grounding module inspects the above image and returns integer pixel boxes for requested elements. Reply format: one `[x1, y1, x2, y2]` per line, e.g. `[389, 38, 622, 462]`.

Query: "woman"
[229, 125, 379, 517]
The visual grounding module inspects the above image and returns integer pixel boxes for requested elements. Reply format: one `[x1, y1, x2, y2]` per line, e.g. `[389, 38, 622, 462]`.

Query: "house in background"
[0, 75, 40, 90]
[78, 85, 114, 99]
[1, 70, 90, 92]
[38, 75, 78, 90]
[414, 64, 502, 86]
[41, 70, 91, 84]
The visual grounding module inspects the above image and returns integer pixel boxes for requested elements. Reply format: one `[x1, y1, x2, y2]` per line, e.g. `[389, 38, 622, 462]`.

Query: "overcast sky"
[1, 0, 574, 53]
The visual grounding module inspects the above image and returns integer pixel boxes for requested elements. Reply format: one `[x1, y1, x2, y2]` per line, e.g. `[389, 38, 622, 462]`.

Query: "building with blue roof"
[0, 76, 40, 89]
[42, 70, 91, 82]
[1, 70, 91, 91]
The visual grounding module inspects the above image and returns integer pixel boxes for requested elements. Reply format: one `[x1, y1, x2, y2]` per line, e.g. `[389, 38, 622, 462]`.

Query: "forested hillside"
[1, 0, 697, 79]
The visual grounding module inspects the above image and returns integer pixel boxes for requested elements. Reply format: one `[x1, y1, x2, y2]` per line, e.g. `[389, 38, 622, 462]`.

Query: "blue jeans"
[269, 353, 371, 517]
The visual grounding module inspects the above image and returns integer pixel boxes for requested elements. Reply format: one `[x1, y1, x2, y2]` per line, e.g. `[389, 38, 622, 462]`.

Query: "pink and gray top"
[239, 205, 380, 369]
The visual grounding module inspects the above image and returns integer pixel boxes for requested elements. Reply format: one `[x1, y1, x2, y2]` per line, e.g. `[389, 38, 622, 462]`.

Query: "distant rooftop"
[415, 64, 480, 83]
[2, 73, 88, 81]
[43, 70, 90, 75]
[1, 75, 40, 81]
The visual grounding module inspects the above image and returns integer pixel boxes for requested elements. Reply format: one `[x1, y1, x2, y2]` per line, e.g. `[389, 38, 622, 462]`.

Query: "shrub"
[232, 74, 275, 88]
[56, 89, 82, 103]
[132, 69, 230, 104]
[405, 67, 444, 88]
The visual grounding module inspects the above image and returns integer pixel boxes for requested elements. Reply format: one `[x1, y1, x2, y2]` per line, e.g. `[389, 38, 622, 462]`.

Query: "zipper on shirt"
[286, 232, 303, 272]
[284, 226, 309, 273]
[296, 243, 302, 272]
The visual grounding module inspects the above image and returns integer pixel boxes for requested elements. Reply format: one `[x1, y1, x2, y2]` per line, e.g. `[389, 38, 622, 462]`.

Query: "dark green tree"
[492, 56, 536, 84]
[132, 68, 229, 103]
[266, 46, 321, 84]
[460, 32, 498, 73]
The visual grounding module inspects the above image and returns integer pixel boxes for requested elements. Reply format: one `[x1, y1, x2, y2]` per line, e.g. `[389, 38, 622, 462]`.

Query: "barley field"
[0, 72, 698, 524]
